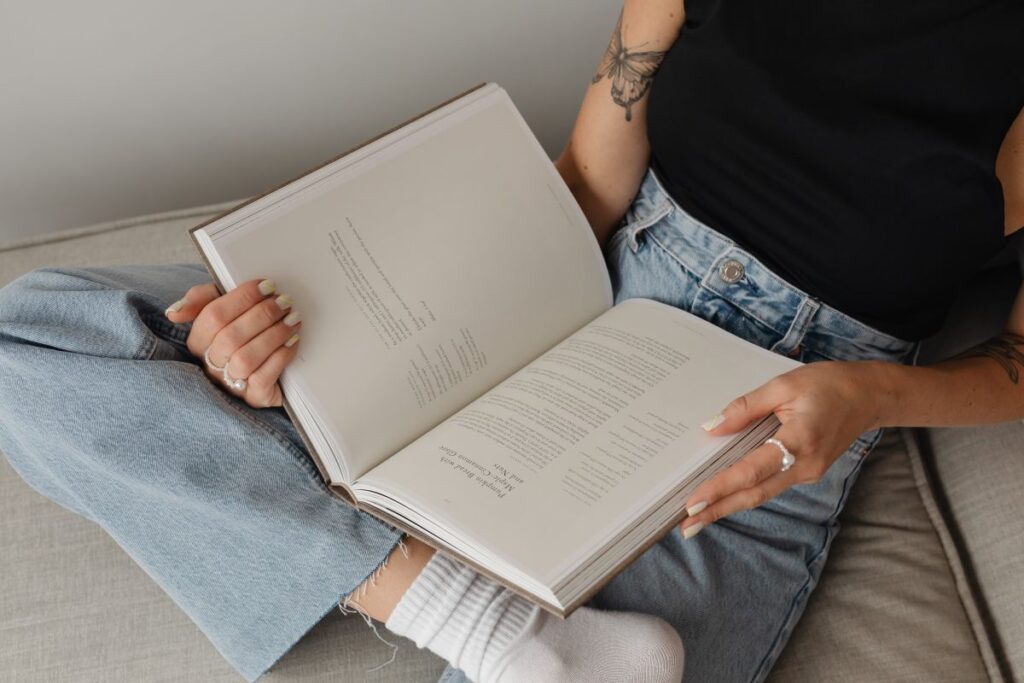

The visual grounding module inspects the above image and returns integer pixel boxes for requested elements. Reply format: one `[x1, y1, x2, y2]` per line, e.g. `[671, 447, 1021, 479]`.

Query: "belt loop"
[626, 201, 673, 254]
[627, 221, 643, 254]
[770, 297, 821, 356]
[908, 340, 923, 366]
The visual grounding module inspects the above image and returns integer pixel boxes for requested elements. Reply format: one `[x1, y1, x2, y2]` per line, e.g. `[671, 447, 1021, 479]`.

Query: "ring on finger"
[765, 437, 796, 472]
[222, 360, 247, 392]
[204, 347, 227, 372]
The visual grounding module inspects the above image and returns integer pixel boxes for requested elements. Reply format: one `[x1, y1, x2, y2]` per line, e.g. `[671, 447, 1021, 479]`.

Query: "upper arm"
[996, 107, 1024, 335]
[997, 105, 1024, 236]
[1005, 277, 1024, 336]
[555, 0, 686, 245]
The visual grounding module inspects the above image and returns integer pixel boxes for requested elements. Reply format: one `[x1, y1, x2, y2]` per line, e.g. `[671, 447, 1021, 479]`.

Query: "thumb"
[701, 382, 779, 435]
[164, 283, 219, 323]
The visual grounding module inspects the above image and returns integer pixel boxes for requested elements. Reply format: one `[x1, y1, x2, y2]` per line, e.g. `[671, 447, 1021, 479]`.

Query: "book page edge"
[560, 418, 783, 615]
[357, 500, 566, 618]
[187, 227, 227, 295]
[186, 81, 491, 244]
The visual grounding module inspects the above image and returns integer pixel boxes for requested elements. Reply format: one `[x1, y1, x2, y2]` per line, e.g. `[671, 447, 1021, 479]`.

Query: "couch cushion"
[769, 428, 996, 682]
[923, 423, 1024, 680]
[0, 203, 238, 283]
[0, 208, 1000, 681]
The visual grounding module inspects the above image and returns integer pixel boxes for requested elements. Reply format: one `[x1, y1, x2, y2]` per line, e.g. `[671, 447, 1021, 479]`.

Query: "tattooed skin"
[592, 10, 668, 121]
[952, 332, 1024, 384]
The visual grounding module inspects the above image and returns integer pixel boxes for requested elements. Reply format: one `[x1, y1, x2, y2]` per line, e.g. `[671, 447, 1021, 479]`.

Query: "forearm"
[870, 293, 1024, 427]
[554, 0, 684, 247]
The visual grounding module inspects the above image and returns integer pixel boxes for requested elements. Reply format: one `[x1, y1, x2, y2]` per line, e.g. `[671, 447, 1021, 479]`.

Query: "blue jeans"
[0, 166, 918, 682]
[0, 264, 403, 681]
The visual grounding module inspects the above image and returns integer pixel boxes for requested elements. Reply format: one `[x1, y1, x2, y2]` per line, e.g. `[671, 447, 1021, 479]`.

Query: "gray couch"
[1, 204, 1022, 682]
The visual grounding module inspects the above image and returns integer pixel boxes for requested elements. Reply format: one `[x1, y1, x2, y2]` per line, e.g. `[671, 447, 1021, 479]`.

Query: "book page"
[358, 298, 800, 584]
[196, 86, 611, 480]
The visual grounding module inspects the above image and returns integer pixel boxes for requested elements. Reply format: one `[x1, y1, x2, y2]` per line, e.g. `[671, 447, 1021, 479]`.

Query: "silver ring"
[766, 437, 796, 472]
[222, 362, 247, 392]
[204, 347, 226, 372]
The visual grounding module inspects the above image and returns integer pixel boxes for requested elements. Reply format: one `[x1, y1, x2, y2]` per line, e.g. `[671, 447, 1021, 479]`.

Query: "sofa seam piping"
[0, 201, 249, 254]
[906, 427, 1013, 683]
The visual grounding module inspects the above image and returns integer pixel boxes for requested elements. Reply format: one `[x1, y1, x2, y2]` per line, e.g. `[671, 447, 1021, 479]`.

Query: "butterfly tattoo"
[592, 10, 668, 122]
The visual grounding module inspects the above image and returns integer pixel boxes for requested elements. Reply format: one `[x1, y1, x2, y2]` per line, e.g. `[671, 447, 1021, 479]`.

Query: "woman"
[1, 1, 1022, 681]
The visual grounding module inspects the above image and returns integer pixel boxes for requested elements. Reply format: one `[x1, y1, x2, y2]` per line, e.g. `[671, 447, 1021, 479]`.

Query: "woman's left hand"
[680, 360, 886, 538]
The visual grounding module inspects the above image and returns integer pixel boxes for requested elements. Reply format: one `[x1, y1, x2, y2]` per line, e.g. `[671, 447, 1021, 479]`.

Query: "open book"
[189, 82, 800, 616]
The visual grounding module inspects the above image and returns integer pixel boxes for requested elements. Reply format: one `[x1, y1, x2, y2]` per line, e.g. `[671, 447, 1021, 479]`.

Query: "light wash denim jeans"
[0, 264, 404, 680]
[0, 165, 918, 682]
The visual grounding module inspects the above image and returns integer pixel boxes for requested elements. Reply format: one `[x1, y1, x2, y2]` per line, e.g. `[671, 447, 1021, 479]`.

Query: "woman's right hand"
[164, 278, 302, 408]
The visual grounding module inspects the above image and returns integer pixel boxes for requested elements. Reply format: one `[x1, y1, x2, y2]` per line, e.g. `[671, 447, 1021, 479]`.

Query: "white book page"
[196, 86, 611, 480]
[358, 299, 800, 585]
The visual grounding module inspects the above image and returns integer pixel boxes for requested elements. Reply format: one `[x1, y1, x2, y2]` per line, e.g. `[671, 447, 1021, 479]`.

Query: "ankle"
[342, 536, 435, 622]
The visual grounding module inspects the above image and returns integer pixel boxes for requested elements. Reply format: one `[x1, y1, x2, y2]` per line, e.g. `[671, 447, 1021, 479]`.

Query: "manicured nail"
[274, 294, 293, 310]
[686, 500, 708, 517]
[285, 333, 300, 348]
[165, 298, 187, 316]
[258, 279, 276, 296]
[683, 521, 706, 540]
[284, 310, 302, 326]
[701, 413, 725, 431]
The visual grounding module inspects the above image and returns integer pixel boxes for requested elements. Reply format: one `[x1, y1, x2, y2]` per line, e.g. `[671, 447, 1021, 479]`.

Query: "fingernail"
[275, 294, 293, 310]
[258, 279, 276, 296]
[285, 333, 300, 348]
[284, 310, 302, 326]
[165, 298, 187, 316]
[683, 521, 706, 540]
[686, 500, 708, 517]
[701, 413, 725, 431]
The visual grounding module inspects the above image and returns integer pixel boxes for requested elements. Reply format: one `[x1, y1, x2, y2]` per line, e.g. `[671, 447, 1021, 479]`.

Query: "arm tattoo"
[951, 332, 1024, 384]
[592, 10, 668, 122]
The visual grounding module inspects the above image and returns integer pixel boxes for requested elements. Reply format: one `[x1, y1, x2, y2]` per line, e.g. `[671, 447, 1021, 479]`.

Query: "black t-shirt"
[646, 0, 1024, 340]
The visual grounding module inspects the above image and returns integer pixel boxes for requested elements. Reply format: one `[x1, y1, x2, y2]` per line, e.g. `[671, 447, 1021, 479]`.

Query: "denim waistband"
[620, 167, 919, 366]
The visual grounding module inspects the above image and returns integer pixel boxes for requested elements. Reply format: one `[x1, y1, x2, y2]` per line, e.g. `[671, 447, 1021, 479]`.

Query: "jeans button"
[719, 259, 745, 283]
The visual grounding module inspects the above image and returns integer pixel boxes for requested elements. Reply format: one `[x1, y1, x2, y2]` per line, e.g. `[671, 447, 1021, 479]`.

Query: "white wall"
[0, 1, 620, 242]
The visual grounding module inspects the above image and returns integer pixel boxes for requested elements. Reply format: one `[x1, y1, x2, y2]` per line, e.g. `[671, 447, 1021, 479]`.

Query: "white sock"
[385, 552, 684, 683]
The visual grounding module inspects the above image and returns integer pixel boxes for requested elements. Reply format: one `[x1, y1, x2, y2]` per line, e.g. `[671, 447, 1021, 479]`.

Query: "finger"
[186, 278, 277, 356]
[224, 319, 303, 379]
[682, 432, 794, 520]
[243, 342, 300, 408]
[681, 469, 794, 538]
[207, 293, 298, 368]
[165, 283, 220, 323]
[701, 376, 787, 435]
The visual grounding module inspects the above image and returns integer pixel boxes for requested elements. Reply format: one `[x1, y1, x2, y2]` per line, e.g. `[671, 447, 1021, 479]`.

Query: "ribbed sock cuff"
[385, 552, 537, 680]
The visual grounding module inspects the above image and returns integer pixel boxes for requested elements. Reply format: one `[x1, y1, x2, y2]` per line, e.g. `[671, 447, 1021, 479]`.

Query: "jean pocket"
[610, 230, 704, 315]
[852, 427, 885, 456]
